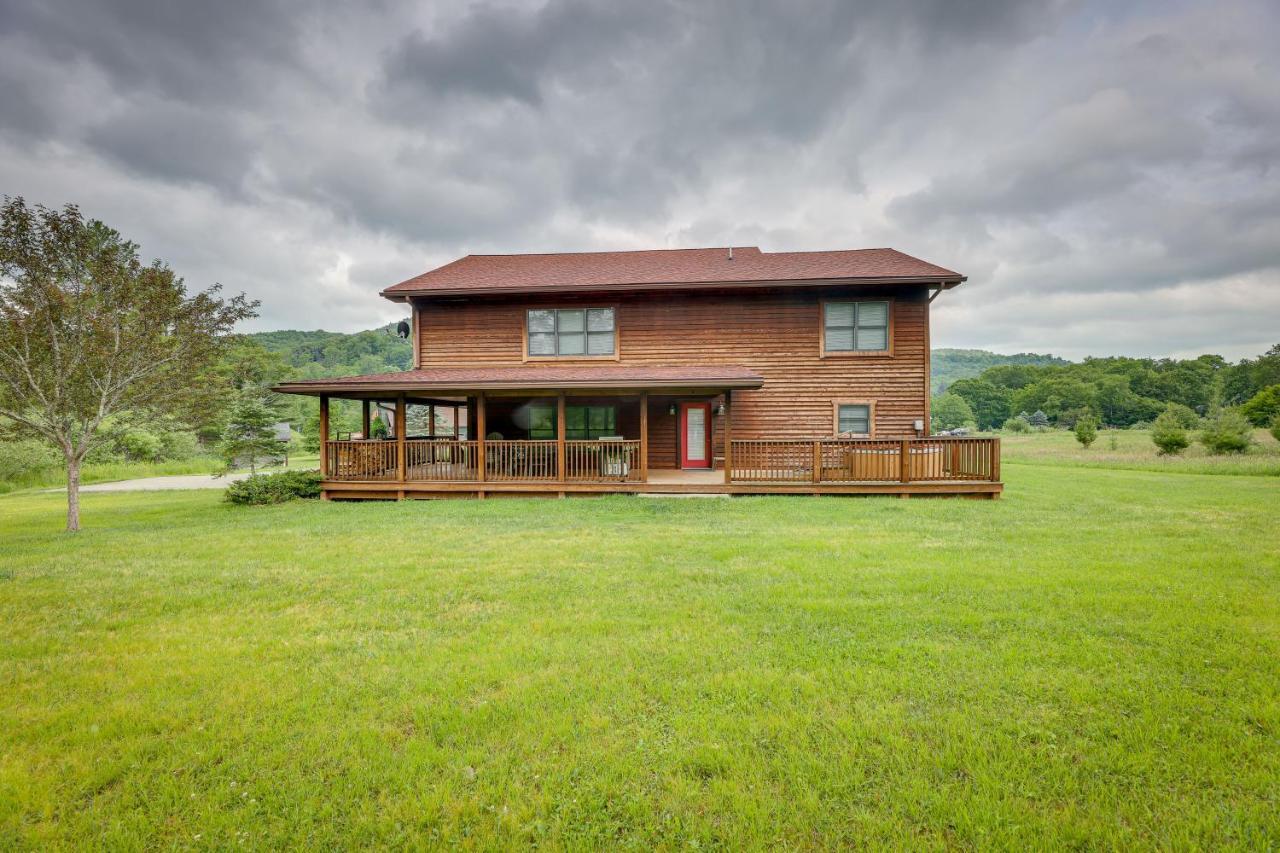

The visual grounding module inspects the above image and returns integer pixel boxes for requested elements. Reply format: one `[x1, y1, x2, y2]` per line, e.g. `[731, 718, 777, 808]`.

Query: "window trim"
[522, 305, 620, 362]
[819, 298, 894, 358]
[831, 400, 876, 437]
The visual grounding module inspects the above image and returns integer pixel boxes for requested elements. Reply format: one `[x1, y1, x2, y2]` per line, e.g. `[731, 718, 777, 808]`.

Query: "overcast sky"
[2, 0, 1277, 359]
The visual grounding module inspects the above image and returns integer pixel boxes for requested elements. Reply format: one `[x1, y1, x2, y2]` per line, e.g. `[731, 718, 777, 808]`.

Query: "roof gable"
[382, 246, 963, 299]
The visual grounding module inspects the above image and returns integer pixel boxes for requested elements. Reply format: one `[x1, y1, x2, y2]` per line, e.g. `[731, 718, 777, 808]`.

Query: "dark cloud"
[0, 0, 1276, 358]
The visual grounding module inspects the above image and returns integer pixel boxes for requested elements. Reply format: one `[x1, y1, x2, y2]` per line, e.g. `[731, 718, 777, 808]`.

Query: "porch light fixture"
[668, 404, 677, 416]
[717, 402, 726, 416]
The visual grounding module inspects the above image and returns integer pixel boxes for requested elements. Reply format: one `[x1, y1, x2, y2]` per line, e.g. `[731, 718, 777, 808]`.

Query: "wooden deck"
[318, 437, 1002, 500]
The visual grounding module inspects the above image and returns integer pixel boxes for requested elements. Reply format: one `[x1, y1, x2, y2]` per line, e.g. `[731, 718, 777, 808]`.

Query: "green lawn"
[1, 462, 1277, 848]
[0, 453, 320, 496]
[1000, 427, 1280, 476]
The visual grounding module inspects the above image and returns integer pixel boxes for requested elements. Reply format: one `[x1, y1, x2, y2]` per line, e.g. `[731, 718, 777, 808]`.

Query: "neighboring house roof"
[273, 365, 765, 397]
[382, 246, 964, 299]
[272, 422, 292, 442]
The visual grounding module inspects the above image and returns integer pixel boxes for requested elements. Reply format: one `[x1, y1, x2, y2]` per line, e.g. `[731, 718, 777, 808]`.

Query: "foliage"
[1240, 384, 1280, 427]
[1073, 414, 1098, 448]
[1029, 410, 1050, 428]
[220, 391, 282, 473]
[0, 197, 256, 530]
[0, 438, 60, 482]
[3, 465, 1279, 848]
[369, 413, 389, 439]
[1151, 406, 1191, 456]
[930, 392, 976, 431]
[1271, 415, 1280, 444]
[1159, 402, 1200, 430]
[1001, 415, 1031, 433]
[1001, 427, 1280, 476]
[946, 378, 1011, 430]
[930, 348, 1067, 394]
[223, 469, 321, 505]
[1198, 408, 1254, 455]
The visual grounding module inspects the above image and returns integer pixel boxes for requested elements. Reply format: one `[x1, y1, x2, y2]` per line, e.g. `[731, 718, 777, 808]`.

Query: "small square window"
[837, 404, 871, 435]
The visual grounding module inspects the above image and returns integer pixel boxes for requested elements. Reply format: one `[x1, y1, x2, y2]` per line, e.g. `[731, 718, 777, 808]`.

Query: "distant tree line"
[932, 346, 1280, 431]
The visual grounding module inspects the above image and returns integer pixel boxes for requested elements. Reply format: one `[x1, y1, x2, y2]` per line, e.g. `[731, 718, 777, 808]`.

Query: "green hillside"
[932, 348, 1068, 394]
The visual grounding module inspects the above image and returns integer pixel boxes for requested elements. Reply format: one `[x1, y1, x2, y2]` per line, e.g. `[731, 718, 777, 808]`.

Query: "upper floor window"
[823, 300, 889, 353]
[527, 308, 615, 357]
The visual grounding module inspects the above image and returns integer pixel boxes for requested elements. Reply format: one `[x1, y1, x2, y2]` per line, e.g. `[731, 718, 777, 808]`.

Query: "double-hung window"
[836, 403, 871, 436]
[527, 308, 615, 357]
[823, 301, 889, 353]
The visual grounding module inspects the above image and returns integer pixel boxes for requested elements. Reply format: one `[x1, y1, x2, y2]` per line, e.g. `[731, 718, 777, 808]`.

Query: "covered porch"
[272, 366, 1002, 499]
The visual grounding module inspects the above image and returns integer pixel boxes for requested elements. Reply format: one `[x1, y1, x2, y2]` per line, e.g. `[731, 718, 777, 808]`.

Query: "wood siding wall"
[416, 287, 930, 467]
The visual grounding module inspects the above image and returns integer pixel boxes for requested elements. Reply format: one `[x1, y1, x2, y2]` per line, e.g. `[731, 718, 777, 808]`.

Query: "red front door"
[679, 402, 712, 468]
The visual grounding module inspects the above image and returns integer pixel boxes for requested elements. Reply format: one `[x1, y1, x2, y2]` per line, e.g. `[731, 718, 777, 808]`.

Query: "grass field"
[0, 453, 320, 496]
[1000, 427, 1280, 476]
[1, 458, 1278, 848]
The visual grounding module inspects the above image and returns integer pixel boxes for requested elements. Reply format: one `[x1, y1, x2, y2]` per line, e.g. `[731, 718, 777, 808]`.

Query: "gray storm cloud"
[0, 0, 1276, 358]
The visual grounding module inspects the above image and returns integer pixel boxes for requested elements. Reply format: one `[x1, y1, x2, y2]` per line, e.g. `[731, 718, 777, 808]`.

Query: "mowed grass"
[0, 454, 320, 496]
[1, 464, 1278, 848]
[1001, 427, 1280, 476]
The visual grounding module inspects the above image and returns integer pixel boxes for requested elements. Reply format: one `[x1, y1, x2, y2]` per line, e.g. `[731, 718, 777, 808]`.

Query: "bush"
[0, 439, 60, 481]
[1002, 416, 1031, 433]
[1029, 410, 1050, 428]
[1198, 409, 1253, 455]
[1128, 420, 1152, 431]
[158, 429, 200, 461]
[1270, 414, 1280, 444]
[1074, 415, 1098, 448]
[118, 427, 164, 462]
[1151, 409, 1191, 456]
[224, 469, 321, 505]
[1161, 402, 1200, 430]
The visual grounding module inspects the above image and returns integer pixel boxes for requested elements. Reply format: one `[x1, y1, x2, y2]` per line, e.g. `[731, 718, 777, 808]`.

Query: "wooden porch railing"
[405, 439, 479, 481]
[731, 437, 1001, 484]
[326, 439, 398, 481]
[482, 440, 559, 481]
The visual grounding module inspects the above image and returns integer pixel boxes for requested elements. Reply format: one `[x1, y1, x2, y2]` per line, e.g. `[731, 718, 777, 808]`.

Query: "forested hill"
[247, 324, 412, 379]
[932, 348, 1067, 394]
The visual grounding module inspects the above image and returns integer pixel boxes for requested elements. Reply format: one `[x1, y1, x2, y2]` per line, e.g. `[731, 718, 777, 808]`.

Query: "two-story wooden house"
[274, 246, 1001, 499]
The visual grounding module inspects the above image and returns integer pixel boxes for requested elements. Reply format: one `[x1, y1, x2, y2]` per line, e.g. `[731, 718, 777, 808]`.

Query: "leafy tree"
[930, 393, 976, 431]
[1223, 344, 1280, 404]
[220, 391, 281, 474]
[1151, 407, 1191, 456]
[1002, 415, 1031, 433]
[947, 378, 1011, 431]
[1074, 414, 1098, 448]
[1240, 384, 1280, 427]
[1198, 408, 1253, 455]
[1271, 415, 1280, 444]
[0, 198, 255, 530]
[1159, 402, 1200, 430]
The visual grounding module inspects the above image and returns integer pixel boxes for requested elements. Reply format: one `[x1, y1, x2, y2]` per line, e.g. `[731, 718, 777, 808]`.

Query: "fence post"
[812, 440, 822, 484]
[900, 438, 911, 483]
[991, 437, 1001, 482]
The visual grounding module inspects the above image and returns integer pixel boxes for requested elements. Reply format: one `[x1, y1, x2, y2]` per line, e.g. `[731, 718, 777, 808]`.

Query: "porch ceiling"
[273, 365, 764, 398]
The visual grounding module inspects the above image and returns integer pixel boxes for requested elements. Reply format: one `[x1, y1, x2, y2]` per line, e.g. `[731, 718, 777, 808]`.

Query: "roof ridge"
[462, 246, 761, 258]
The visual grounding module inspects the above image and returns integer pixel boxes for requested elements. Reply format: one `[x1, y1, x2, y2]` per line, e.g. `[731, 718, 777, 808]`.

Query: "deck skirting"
[319, 478, 1003, 500]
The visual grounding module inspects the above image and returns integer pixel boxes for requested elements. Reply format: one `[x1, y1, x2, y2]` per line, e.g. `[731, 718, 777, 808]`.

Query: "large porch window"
[529, 404, 617, 439]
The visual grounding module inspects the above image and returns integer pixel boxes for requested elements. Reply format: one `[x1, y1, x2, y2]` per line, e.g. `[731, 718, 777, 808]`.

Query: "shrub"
[1029, 410, 1050, 428]
[1074, 415, 1098, 448]
[1002, 416, 1031, 433]
[158, 429, 200, 461]
[1128, 420, 1151, 431]
[224, 469, 322, 505]
[1198, 409, 1253, 455]
[1161, 402, 1200, 430]
[0, 439, 60, 482]
[931, 392, 977, 431]
[1270, 414, 1280, 444]
[1003, 414, 1034, 435]
[118, 427, 164, 462]
[1151, 409, 1190, 456]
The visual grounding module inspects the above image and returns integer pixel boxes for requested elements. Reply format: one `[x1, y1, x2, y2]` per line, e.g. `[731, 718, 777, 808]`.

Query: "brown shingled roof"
[382, 246, 963, 299]
[273, 365, 765, 397]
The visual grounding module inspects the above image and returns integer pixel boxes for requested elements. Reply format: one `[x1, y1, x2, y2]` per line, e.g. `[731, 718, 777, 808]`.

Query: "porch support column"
[319, 395, 330, 478]
[428, 404, 435, 438]
[395, 394, 406, 483]
[476, 393, 487, 482]
[361, 400, 370, 439]
[639, 392, 649, 482]
[723, 391, 732, 484]
[556, 391, 566, 483]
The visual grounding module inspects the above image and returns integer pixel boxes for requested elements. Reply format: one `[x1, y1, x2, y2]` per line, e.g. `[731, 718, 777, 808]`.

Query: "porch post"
[476, 393, 487, 482]
[318, 394, 330, 478]
[639, 392, 649, 482]
[395, 394, 406, 483]
[361, 400, 370, 439]
[722, 391, 732, 484]
[428, 404, 435, 438]
[556, 391, 566, 483]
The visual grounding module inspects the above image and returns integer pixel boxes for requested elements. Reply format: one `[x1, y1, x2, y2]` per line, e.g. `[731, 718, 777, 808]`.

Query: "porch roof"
[273, 365, 764, 397]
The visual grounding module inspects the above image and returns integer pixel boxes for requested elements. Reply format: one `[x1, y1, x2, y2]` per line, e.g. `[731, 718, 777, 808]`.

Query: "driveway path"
[61, 473, 253, 492]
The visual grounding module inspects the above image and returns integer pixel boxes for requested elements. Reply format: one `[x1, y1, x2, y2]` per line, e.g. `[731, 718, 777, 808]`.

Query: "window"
[824, 301, 889, 352]
[836, 403, 871, 435]
[528, 308, 615, 357]
[529, 405, 618, 439]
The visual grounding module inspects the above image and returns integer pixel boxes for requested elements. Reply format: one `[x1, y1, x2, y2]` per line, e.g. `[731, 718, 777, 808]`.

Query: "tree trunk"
[65, 454, 81, 533]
